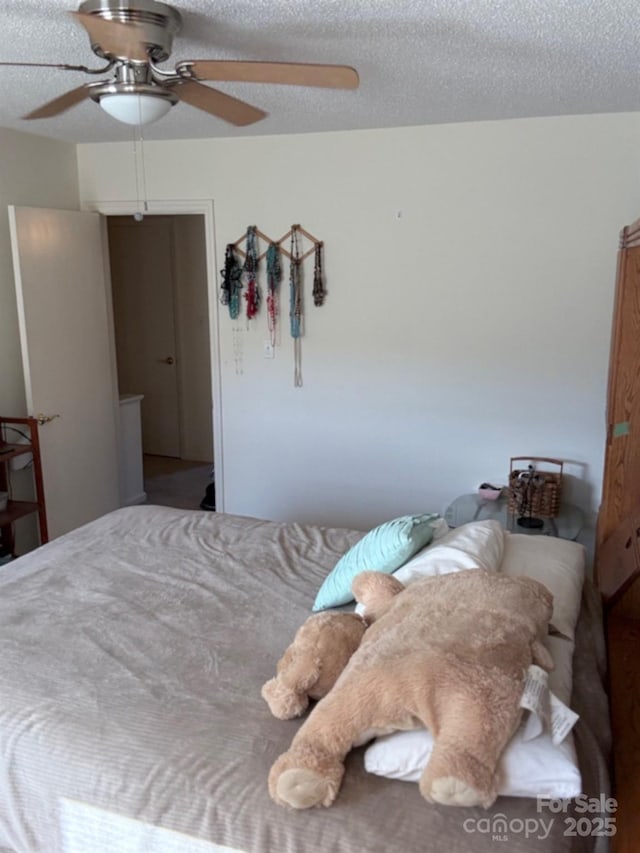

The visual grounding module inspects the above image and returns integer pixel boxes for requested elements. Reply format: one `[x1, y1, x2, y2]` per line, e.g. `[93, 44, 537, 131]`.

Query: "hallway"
[143, 455, 213, 511]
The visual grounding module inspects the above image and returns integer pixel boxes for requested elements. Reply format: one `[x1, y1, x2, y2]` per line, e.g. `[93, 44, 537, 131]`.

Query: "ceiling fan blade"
[184, 60, 359, 90]
[176, 80, 267, 126]
[23, 84, 92, 119]
[0, 61, 91, 71]
[71, 11, 149, 62]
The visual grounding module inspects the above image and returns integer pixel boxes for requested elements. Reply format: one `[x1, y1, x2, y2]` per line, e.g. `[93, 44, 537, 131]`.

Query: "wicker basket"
[508, 457, 563, 520]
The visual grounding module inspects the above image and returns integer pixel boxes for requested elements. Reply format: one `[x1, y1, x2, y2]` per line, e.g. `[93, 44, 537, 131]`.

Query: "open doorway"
[107, 213, 215, 511]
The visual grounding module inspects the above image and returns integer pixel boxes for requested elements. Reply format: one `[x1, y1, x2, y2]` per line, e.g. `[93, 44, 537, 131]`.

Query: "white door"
[107, 216, 181, 457]
[9, 206, 120, 539]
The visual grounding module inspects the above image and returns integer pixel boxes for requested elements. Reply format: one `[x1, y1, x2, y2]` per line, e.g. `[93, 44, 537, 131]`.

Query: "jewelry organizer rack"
[229, 224, 323, 261]
[222, 224, 326, 387]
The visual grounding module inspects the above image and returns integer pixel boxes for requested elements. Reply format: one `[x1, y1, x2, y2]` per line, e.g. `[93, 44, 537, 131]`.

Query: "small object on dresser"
[508, 457, 563, 529]
[0, 491, 8, 512]
[478, 483, 503, 500]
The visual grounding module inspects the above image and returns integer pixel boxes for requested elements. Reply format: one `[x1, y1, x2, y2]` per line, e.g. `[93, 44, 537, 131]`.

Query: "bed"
[0, 505, 611, 853]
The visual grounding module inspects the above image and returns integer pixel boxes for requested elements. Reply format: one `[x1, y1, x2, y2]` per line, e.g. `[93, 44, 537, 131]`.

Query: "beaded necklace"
[289, 227, 303, 386]
[289, 227, 302, 338]
[242, 225, 260, 320]
[312, 241, 326, 306]
[220, 243, 243, 319]
[266, 242, 282, 347]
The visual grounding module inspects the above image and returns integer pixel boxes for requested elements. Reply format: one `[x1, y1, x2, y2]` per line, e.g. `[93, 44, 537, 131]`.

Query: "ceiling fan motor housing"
[78, 0, 182, 62]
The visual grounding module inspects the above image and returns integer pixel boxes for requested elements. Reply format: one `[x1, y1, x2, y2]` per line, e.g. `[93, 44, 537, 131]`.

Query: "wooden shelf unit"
[0, 416, 48, 557]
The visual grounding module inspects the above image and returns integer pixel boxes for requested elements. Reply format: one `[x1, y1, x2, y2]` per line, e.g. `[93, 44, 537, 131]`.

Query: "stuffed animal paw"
[261, 611, 366, 720]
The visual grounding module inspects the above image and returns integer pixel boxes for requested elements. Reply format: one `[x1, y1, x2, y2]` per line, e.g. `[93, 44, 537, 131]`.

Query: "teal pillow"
[312, 513, 440, 611]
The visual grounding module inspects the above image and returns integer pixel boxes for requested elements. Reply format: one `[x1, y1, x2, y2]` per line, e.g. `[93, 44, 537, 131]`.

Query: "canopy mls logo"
[462, 814, 555, 842]
[463, 795, 617, 842]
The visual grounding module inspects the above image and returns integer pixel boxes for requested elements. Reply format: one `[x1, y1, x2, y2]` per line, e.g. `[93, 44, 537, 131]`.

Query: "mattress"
[0, 506, 611, 853]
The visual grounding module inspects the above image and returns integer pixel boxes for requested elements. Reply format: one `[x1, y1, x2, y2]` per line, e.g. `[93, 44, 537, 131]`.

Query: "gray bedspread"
[0, 506, 611, 853]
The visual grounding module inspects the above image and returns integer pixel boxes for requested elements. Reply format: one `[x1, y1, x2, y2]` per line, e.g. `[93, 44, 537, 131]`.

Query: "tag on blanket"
[519, 665, 579, 745]
[520, 665, 551, 740]
[548, 693, 580, 745]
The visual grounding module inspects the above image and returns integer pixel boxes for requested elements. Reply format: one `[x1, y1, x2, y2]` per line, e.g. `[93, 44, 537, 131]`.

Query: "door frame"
[82, 198, 224, 513]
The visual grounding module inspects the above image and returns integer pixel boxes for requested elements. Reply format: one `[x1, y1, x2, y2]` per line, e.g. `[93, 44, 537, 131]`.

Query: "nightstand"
[444, 493, 584, 541]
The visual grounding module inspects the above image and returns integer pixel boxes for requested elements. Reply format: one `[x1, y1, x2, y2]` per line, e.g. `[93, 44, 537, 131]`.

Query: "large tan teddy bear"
[268, 569, 553, 810]
[262, 612, 367, 720]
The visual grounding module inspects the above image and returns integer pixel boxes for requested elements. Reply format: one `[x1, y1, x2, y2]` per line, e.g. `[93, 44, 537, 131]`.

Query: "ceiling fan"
[1, 0, 359, 127]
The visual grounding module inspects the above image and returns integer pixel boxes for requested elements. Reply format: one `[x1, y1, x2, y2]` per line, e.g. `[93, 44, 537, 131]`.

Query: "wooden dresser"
[597, 518, 640, 853]
[596, 215, 640, 852]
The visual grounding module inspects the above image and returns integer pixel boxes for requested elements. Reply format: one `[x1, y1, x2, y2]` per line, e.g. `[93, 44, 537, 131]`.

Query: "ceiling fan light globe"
[99, 92, 173, 125]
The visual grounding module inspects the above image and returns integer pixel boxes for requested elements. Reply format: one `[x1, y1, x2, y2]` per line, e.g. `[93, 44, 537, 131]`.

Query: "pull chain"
[133, 100, 149, 221]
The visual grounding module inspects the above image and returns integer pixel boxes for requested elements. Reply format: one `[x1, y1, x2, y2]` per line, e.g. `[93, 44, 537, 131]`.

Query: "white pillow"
[393, 520, 505, 585]
[430, 517, 452, 540]
[355, 521, 505, 619]
[545, 634, 574, 705]
[501, 534, 585, 641]
[364, 724, 581, 800]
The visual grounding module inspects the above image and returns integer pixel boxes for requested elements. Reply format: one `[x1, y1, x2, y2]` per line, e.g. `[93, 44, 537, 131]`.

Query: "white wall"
[77, 113, 640, 533]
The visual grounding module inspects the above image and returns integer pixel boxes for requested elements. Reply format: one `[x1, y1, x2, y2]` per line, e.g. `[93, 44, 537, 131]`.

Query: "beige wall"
[0, 128, 79, 551]
[173, 215, 213, 463]
[77, 113, 640, 534]
[0, 128, 80, 414]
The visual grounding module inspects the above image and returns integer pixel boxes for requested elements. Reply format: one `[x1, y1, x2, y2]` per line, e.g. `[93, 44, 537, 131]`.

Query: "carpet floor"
[143, 455, 214, 511]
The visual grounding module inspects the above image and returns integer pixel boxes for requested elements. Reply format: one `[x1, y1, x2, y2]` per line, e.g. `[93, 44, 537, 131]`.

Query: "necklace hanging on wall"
[312, 241, 326, 307]
[220, 244, 243, 319]
[266, 242, 282, 347]
[289, 226, 304, 387]
[242, 225, 260, 320]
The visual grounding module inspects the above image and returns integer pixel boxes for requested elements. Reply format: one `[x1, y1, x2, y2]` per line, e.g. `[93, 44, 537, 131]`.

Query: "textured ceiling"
[2, 0, 640, 144]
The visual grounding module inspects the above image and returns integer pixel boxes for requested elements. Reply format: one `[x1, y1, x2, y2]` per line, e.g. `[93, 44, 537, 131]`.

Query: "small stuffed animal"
[261, 611, 367, 720]
[268, 569, 554, 810]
